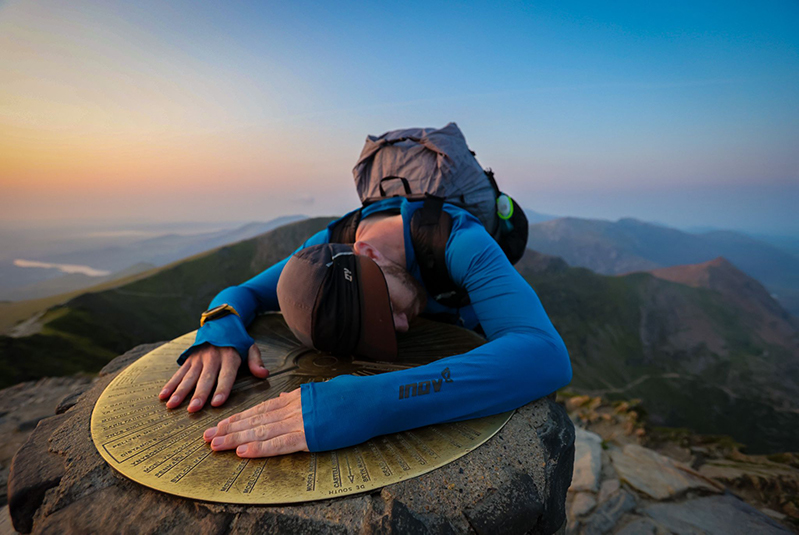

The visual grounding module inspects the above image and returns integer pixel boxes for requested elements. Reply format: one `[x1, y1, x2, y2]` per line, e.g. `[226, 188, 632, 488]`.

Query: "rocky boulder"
[7, 344, 576, 534]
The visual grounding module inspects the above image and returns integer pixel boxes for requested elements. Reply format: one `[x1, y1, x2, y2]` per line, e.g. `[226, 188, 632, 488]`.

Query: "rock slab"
[642, 494, 792, 535]
[571, 428, 602, 492]
[610, 444, 721, 500]
[8, 344, 576, 534]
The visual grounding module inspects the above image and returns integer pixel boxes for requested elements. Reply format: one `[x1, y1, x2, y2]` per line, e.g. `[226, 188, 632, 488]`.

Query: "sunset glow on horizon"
[1, 0, 797, 233]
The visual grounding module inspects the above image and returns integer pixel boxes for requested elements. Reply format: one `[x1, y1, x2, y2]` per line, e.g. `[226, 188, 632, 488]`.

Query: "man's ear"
[353, 241, 384, 262]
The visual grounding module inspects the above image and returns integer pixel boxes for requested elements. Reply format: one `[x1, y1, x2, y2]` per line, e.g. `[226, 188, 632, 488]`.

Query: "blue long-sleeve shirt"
[179, 198, 572, 451]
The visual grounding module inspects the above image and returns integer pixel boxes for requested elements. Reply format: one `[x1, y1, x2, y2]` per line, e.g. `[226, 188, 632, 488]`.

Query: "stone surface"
[613, 516, 668, 535]
[596, 478, 619, 504]
[6, 413, 69, 533]
[571, 427, 602, 492]
[642, 494, 792, 535]
[699, 457, 799, 520]
[8, 344, 576, 534]
[0, 375, 92, 507]
[610, 444, 721, 500]
[570, 492, 596, 518]
[581, 490, 635, 535]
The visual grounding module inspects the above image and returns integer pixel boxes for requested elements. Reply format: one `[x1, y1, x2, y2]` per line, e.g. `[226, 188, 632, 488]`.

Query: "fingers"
[210, 349, 241, 407]
[203, 388, 302, 443]
[209, 417, 300, 451]
[226, 389, 299, 425]
[237, 432, 308, 458]
[188, 353, 221, 412]
[202, 389, 307, 458]
[216, 403, 299, 436]
[166, 360, 202, 409]
[207, 407, 308, 458]
[160, 362, 190, 400]
[247, 344, 269, 379]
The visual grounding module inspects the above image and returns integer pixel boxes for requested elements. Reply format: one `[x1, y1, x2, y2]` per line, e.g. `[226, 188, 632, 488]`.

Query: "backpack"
[331, 122, 528, 309]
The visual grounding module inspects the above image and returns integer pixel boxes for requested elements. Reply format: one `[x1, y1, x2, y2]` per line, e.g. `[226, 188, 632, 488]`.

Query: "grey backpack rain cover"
[353, 122, 501, 237]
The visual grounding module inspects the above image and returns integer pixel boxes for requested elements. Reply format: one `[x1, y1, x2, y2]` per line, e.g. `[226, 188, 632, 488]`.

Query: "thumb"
[247, 344, 269, 378]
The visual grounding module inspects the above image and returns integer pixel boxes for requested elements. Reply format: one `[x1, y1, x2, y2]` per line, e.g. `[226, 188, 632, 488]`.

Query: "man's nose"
[393, 312, 409, 332]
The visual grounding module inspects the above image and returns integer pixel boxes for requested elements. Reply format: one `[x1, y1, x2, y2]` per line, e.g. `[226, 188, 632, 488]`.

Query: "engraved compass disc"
[91, 314, 512, 504]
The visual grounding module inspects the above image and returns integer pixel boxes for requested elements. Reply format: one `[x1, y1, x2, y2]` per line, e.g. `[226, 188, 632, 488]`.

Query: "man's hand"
[159, 344, 269, 412]
[202, 389, 307, 458]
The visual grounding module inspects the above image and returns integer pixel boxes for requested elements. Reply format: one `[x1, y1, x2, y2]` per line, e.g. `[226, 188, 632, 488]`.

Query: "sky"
[1, 0, 797, 234]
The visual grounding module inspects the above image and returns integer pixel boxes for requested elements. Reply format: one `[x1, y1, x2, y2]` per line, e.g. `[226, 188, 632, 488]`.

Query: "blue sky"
[1, 0, 797, 233]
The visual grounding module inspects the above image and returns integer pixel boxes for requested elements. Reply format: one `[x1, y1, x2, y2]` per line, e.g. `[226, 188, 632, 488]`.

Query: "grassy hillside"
[518, 253, 799, 453]
[0, 217, 332, 388]
[527, 217, 799, 316]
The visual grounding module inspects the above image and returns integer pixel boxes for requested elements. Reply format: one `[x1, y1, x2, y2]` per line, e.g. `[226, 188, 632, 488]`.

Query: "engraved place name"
[169, 449, 212, 484]
[142, 438, 204, 473]
[396, 434, 427, 466]
[243, 460, 266, 494]
[366, 440, 392, 477]
[104, 417, 211, 462]
[352, 446, 371, 483]
[100, 413, 170, 441]
[380, 437, 410, 471]
[305, 453, 317, 492]
[451, 423, 481, 441]
[330, 451, 342, 488]
[428, 427, 464, 449]
[131, 424, 207, 468]
[404, 431, 440, 459]
[155, 442, 206, 478]
[221, 459, 249, 492]
[100, 406, 163, 427]
[97, 395, 154, 411]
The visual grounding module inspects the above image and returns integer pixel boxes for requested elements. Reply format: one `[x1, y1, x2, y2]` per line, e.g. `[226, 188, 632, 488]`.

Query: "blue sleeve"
[301, 222, 572, 452]
[177, 229, 329, 364]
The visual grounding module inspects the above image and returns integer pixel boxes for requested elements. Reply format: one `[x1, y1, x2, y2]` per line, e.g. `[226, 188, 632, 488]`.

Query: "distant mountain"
[527, 217, 799, 316]
[0, 262, 155, 302]
[0, 216, 306, 302]
[517, 253, 799, 454]
[648, 257, 799, 348]
[37, 215, 307, 272]
[524, 209, 559, 225]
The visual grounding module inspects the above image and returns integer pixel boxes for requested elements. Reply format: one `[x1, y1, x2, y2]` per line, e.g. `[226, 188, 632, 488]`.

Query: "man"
[159, 195, 572, 458]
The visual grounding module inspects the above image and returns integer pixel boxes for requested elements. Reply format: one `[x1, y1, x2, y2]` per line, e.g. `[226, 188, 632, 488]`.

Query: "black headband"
[311, 252, 362, 356]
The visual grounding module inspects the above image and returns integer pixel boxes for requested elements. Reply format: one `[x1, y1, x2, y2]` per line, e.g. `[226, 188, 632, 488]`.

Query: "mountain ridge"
[528, 216, 799, 316]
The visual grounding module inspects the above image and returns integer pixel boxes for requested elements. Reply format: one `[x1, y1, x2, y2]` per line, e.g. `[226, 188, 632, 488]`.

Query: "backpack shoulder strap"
[410, 197, 470, 309]
[329, 209, 362, 243]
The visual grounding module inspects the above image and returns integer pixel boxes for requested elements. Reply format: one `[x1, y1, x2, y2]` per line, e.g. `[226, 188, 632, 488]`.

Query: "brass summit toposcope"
[91, 314, 512, 504]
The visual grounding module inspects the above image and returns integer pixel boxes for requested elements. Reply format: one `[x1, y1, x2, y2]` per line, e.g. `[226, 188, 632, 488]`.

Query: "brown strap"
[328, 210, 362, 244]
[410, 197, 470, 309]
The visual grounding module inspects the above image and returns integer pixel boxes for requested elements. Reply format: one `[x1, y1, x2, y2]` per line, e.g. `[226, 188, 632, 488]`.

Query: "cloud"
[289, 195, 315, 205]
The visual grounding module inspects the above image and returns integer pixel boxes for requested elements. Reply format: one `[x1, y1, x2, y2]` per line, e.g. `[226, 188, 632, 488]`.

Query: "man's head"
[276, 243, 426, 361]
[352, 241, 427, 332]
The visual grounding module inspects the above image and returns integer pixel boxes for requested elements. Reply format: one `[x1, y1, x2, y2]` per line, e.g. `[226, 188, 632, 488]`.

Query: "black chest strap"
[328, 209, 362, 244]
[410, 197, 471, 309]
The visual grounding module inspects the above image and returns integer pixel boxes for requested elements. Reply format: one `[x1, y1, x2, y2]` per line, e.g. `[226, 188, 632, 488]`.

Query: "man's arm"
[160, 228, 329, 411]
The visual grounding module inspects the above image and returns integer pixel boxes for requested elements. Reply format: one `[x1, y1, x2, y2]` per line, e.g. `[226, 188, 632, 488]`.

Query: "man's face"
[377, 261, 427, 332]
